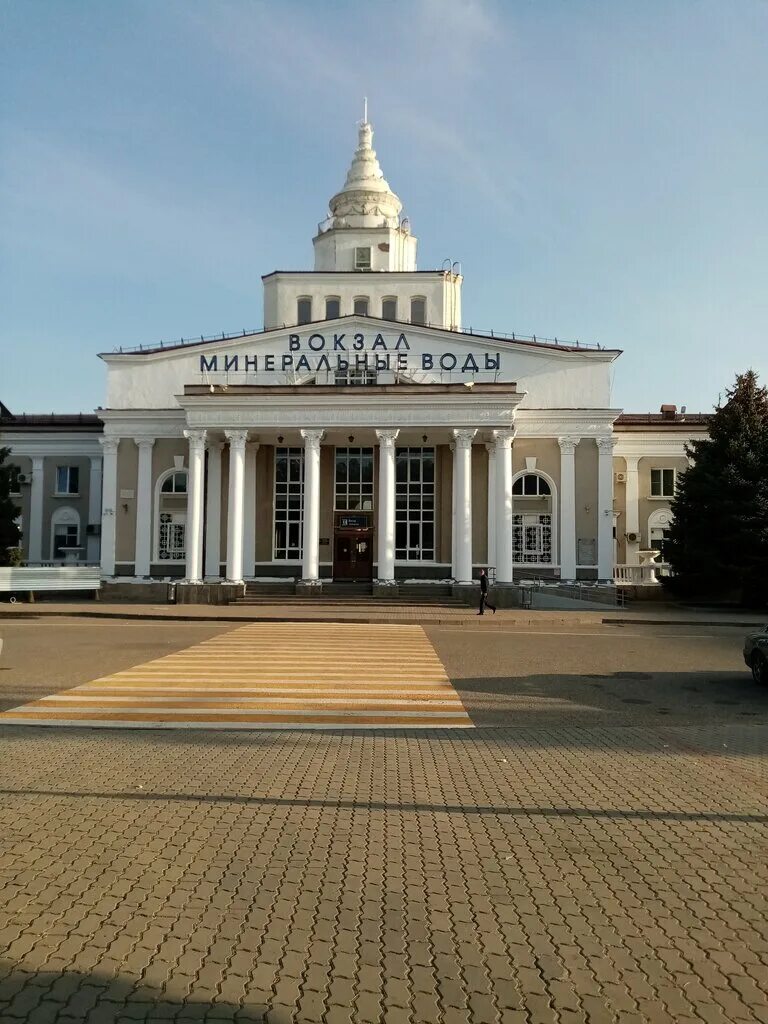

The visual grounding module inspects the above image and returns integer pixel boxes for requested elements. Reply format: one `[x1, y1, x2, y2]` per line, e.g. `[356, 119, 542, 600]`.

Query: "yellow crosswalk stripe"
[0, 622, 473, 730]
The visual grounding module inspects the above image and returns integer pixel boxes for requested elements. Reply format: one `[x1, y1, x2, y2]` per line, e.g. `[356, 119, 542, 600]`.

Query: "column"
[133, 437, 155, 577]
[300, 429, 324, 582]
[558, 436, 579, 581]
[242, 441, 259, 578]
[224, 430, 248, 583]
[495, 430, 515, 583]
[183, 429, 207, 583]
[204, 441, 223, 579]
[597, 435, 617, 581]
[28, 455, 45, 563]
[98, 438, 120, 577]
[452, 429, 476, 583]
[624, 456, 640, 564]
[375, 429, 399, 582]
[450, 443, 457, 575]
[86, 455, 102, 563]
[485, 443, 497, 571]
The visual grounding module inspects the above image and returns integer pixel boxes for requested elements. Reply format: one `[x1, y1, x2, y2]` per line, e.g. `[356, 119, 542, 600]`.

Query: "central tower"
[313, 113, 418, 273]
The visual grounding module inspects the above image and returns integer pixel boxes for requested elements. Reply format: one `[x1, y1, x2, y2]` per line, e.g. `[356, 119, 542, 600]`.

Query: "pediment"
[102, 316, 617, 410]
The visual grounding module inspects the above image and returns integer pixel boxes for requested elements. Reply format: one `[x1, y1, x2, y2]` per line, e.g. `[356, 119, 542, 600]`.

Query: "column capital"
[596, 435, 618, 453]
[375, 428, 399, 449]
[246, 440, 261, 454]
[98, 437, 120, 455]
[300, 428, 325, 452]
[557, 436, 581, 455]
[184, 429, 208, 452]
[207, 440, 224, 453]
[485, 442, 497, 455]
[133, 436, 156, 450]
[452, 429, 477, 450]
[223, 429, 249, 450]
[493, 428, 515, 450]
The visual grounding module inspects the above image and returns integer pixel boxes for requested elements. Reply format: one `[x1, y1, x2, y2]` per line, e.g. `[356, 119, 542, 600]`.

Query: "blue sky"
[2, 0, 766, 413]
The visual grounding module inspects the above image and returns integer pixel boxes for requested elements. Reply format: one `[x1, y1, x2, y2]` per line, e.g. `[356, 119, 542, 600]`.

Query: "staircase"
[233, 581, 467, 608]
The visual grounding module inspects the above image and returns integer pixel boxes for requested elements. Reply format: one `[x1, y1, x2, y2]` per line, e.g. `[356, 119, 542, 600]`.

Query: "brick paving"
[0, 720, 766, 1023]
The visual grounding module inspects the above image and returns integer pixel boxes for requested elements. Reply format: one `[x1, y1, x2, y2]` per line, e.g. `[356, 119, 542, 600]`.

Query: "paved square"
[0, 617, 765, 1023]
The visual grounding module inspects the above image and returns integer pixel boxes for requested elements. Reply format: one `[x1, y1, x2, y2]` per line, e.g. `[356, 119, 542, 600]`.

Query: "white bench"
[0, 566, 101, 600]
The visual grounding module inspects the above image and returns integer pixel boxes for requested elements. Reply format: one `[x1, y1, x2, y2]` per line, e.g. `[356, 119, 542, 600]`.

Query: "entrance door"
[333, 512, 374, 580]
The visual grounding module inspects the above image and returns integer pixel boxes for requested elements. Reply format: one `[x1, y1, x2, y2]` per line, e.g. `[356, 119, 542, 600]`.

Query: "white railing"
[0, 566, 101, 593]
[614, 563, 671, 585]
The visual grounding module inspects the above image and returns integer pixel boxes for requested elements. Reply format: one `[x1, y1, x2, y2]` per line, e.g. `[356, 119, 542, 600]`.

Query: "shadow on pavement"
[0, 961, 281, 1022]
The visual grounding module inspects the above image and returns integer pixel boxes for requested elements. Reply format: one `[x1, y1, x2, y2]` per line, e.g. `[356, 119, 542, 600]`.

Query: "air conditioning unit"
[16, 473, 29, 485]
[615, 472, 626, 483]
[626, 531, 639, 543]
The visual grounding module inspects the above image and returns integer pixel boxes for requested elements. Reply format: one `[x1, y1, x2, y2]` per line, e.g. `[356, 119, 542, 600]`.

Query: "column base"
[373, 580, 398, 598]
[297, 579, 323, 595]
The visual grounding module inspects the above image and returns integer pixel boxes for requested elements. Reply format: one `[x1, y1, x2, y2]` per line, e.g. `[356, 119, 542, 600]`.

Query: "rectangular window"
[8, 465, 21, 495]
[274, 447, 304, 559]
[410, 297, 426, 325]
[395, 447, 435, 561]
[650, 468, 675, 497]
[56, 466, 79, 494]
[297, 297, 312, 325]
[354, 247, 371, 270]
[335, 448, 374, 511]
[353, 297, 369, 315]
[325, 296, 340, 319]
[382, 298, 397, 321]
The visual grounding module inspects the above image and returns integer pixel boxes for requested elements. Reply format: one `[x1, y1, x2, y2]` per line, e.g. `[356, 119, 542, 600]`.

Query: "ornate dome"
[325, 119, 403, 229]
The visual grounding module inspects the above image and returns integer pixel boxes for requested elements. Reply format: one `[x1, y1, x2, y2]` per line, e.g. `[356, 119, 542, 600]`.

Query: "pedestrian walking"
[478, 568, 496, 615]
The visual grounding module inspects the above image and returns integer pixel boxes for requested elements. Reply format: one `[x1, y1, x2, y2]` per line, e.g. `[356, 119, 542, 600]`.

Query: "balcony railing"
[615, 563, 671, 585]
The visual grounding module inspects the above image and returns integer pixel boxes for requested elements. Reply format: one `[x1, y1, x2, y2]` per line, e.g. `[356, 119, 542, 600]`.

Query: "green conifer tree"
[0, 447, 21, 566]
[665, 370, 768, 606]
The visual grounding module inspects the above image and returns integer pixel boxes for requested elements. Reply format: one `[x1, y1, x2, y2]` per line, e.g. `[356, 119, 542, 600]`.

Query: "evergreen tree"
[665, 370, 768, 606]
[0, 447, 21, 566]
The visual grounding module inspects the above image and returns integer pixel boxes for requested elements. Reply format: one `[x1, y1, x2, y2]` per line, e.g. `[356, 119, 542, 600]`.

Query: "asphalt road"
[0, 617, 762, 727]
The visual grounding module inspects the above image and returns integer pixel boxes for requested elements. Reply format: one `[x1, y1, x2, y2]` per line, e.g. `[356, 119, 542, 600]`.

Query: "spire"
[325, 111, 403, 228]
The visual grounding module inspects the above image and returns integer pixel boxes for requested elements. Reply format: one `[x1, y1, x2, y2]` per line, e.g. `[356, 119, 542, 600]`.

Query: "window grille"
[512, 514, 552, 563]
[395, 447, 435, 560]
[274, 447, 304, 559]
[335, 448, 374, 511]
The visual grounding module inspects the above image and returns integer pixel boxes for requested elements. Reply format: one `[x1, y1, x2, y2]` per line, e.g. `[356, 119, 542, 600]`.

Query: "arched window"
[410, 296, 426, 325]
[297, 297, 312, 325]
[50, 506, 80, 560]
[325, 296, 341, 319]
[353, 296, 369, 316]
[382, 297, 397, 321]
[648, 508, 673, 563]
[155, 469, 188, 562]
[511, 472, 556, 564]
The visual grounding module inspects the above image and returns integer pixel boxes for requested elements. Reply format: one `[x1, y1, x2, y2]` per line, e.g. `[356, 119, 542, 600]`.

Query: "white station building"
[2, 116, 709, 597]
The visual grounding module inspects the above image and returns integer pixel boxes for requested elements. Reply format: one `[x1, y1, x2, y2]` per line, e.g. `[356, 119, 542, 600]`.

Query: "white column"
[183, 429, 207, 583]
[452, 429, 476, 583]
[133, 437, 155, 578]
[28, 455, 45, 563]
[597, 436, 617, 581]
[450, 443, 457, 575]
[242, 441, 259, 578]
[98, 438, 120, 577]
[624, 456, 640, 564]
[495, 430, 515, 584]
[300, 429, 324, 582]
[204, 441, 223, 579]
[224, 430, 248, 584]
[485, 443, 497, 571]
[375, 429, 399, 582]
[558, 436, 579, 581]
[86, 455, 102, 563]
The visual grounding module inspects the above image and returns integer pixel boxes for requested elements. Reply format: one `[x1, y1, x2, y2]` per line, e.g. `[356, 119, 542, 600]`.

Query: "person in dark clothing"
[478, 568, 496, 615]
